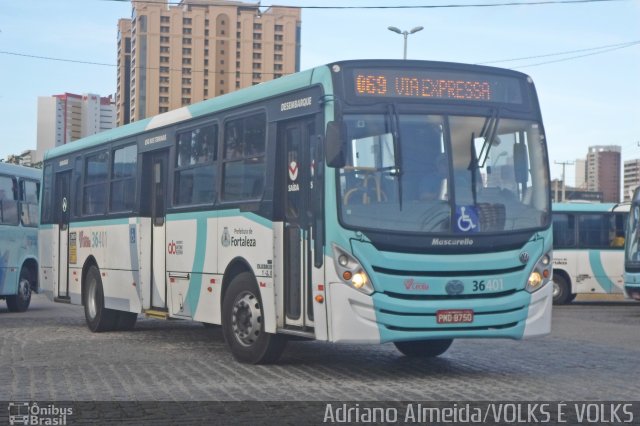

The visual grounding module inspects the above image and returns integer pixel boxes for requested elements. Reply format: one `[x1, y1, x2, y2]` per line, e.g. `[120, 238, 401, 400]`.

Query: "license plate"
[436, 309, 474, 324]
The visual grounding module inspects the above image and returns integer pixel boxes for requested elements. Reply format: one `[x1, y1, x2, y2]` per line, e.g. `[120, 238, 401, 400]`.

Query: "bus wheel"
[552, 275, 571, 305]
[222, 272, 286, 364]
[84, 265, 118, 332]
[394, 339, 453, 357]
[6, 269, 32, 313]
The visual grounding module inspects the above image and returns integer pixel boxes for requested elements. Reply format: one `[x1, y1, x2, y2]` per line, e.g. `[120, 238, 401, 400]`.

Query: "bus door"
[281, 118, 319, 331]
[54, 171, 71, 299]
[145, 150, 169, 310]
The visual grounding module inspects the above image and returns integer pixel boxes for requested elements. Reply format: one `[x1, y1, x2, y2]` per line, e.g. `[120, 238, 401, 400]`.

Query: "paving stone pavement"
[1, 295, 639, 424]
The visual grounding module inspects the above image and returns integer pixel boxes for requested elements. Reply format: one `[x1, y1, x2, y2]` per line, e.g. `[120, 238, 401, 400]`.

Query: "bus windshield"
[338, 113, 549, 234]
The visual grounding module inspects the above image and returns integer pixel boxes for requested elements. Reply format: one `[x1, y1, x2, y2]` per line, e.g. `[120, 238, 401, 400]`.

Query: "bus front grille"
[372, 265, 526, 277]
[382, 289, 517, 300]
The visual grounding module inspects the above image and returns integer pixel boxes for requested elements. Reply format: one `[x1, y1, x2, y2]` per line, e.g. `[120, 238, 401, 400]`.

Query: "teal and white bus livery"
[624, 188, 640, 300]
[39, 60, 553, 363]
[0, 162, 40, 312]
[552, 202, 628, 304]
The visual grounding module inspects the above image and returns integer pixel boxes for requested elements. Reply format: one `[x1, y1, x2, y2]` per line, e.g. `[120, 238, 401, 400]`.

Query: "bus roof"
[552, 202, 629, 213]
[43, 66, 323, 161]
[43, 59, 534, 162]
[0, 162, 41, 180]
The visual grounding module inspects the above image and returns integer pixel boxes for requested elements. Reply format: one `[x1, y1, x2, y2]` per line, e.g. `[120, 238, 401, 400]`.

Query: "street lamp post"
[387, 26, 424, 59]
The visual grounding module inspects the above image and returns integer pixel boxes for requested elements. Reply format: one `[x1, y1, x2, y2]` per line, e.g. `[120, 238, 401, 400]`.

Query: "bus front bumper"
[326, 281, 552, 343]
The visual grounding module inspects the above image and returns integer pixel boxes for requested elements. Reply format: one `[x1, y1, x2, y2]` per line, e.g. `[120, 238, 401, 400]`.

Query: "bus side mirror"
[513, 142, 529, 185]
[325, 121, 346, 168]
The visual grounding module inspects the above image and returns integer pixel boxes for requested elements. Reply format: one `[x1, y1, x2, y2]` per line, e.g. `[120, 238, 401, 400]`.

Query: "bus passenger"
[401, 122, 442, 201]
[419, 153, 448, 201]
[611, 232, 625, 248]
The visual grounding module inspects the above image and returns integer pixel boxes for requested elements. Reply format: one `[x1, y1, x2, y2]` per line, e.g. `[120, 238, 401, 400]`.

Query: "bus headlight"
[351, 271, 368, 289]
[527, 272, 543, 289]
[526, 251, 553, 293]
[332, 244, 374, 295]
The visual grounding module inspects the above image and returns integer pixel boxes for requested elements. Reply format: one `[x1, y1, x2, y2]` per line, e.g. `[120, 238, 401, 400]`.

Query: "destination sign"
[353, 69, 524, 104]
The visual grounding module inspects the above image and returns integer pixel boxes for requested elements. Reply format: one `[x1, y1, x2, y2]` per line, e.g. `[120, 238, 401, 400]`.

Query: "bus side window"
[610, 213, 626, 248]
[72, 156, 83, 218]
[578, 214, 611, 248]
[20, 179, 40, 227]
[552, 213, 575, 248]
[83, 151, 109, 216]
[175, 124, 217, 206]
[0, 175, 19, 225]
[222, 113, 266, 201]
[110, 144, 138, 212]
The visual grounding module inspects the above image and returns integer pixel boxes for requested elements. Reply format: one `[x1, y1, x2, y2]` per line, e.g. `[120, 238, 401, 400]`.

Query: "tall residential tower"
[116, 0, 301, 126]
[585, 145, 621, 203]
[36, 93, 116, 163]
[624, 159, 640, 201]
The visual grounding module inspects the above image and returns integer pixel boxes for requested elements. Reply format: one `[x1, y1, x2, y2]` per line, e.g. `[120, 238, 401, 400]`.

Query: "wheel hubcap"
[87, 278, 97, 319]
[552, 281, 560, 298]
[18, 278, 31, 301]
[231, 291, 261, 346]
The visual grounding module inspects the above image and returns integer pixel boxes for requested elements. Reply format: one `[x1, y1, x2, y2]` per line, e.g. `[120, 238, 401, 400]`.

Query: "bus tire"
[115, 312, 138, 331]
[222, 272, 287, 364]
[6, 269, 33, 313]
[84, 265, 118, 332]
[394, 339, 453, 357]
[552, 274, 571, 305]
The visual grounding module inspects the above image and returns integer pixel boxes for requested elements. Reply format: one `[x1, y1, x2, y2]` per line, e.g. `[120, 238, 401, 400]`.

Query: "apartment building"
[624, 159, 640, 201]
[585, 145, 621, 203]
[36, 93, 116, 162]
[116, 0, 301, 125]
[5, 150, 37, 167]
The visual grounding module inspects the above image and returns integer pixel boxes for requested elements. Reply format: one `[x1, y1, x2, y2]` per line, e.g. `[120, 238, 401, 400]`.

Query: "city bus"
[39, 59, 553, 363]
[624, 187, 640, 300]
[551, 202, 628, 304]
[0, 162, 40, 312]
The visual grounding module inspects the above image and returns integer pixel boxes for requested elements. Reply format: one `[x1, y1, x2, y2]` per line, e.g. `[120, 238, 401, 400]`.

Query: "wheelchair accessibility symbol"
[456, 206, 479, 233]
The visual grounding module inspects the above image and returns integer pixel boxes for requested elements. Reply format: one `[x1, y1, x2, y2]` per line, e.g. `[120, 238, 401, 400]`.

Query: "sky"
[1, 0, 639, 186]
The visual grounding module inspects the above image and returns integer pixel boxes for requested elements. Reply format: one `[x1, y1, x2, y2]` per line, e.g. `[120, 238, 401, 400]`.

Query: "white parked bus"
[624, 187, 640, 301]
[40, 59, 553, 363]
[552, 202, 628, 304]
[0, 162, 40, 312]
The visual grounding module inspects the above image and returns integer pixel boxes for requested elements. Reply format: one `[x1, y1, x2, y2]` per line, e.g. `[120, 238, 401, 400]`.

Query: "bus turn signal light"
[315, 295, 324, 304]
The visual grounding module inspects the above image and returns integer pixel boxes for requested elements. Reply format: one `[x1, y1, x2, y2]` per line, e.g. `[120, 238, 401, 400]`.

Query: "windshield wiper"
[387, 104, 404, 210]
[468, 109, 501, 205]
[477, 109, 500, 168]
[469, 131, 479, 205]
